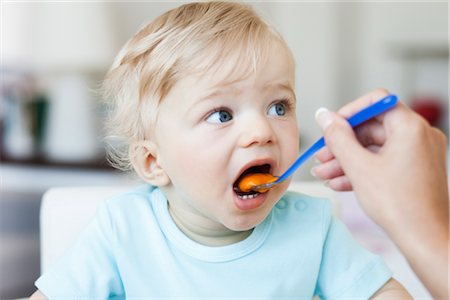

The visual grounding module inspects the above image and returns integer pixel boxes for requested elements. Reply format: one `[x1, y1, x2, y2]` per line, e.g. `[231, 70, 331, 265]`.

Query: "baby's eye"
[268, 102, 287, 116]
[206, 109, 233, 123]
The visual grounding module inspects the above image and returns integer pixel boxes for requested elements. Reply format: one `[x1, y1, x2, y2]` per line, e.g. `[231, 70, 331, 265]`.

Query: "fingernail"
[315, 107, 334, 130]
[310, 167, 318, 178]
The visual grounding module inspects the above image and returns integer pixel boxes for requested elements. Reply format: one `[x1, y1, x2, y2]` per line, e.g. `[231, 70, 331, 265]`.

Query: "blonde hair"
[102, 1, 294, 171]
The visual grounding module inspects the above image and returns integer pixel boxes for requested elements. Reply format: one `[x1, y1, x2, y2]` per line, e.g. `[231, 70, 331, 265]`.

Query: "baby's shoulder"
[106, 184, 155, 204]
[97, 184, 158, 221]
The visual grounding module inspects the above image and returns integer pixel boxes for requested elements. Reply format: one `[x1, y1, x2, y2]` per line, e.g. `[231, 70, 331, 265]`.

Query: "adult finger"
[315, 147, 335, 163]
[353, 120, 386, 147]
[327, 176, 353, 192]
[311, 158, 345, 180]
[315, 107, 375, 179]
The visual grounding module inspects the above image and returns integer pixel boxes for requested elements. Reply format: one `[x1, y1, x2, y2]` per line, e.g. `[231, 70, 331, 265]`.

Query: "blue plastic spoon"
[249, 94, 398, 192]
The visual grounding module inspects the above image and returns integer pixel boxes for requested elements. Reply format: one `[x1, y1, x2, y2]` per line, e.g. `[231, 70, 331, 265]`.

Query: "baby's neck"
[168, 203, 253, 247]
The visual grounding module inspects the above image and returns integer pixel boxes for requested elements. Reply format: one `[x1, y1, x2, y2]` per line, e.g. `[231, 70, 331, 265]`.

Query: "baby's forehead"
[172, 66, 295, 110]
[188, 39, 295, 91]
[194, 81, 296, 106]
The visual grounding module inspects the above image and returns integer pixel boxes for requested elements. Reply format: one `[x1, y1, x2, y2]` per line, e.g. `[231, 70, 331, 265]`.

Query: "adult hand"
[312, 89, 449, 299]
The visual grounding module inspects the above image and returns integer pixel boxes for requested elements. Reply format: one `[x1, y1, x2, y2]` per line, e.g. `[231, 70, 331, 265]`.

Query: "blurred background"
[1, 0, 448, 298]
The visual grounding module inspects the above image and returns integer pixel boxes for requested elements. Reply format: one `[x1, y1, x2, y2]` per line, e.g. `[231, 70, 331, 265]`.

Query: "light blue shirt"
[36, 185, 391, 299]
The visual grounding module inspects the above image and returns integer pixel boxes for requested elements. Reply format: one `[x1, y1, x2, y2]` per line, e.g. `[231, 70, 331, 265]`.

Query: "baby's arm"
[370, 278, 412, 299]
[30, 289, 48, 300]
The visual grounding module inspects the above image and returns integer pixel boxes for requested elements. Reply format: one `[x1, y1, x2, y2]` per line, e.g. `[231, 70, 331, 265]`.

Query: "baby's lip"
[233, 158, 276, 185]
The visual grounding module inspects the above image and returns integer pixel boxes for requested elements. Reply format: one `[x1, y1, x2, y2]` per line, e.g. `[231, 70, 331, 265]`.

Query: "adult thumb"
[315, 108, 372, 176]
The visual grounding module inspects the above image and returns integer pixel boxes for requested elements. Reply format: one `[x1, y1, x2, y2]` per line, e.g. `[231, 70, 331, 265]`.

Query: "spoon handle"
[274, 94, 398, 186]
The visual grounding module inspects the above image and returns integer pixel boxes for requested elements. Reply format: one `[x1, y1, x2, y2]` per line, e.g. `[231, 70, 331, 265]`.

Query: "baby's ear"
[130, 140, 170, 186]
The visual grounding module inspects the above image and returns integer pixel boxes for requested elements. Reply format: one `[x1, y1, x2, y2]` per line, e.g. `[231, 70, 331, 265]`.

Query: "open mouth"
[233, 164, 272, 199]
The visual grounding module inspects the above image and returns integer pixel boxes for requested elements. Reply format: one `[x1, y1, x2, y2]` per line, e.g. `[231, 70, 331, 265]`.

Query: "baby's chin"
[222, 209, 271, 232]
[226, 187, 288, 231]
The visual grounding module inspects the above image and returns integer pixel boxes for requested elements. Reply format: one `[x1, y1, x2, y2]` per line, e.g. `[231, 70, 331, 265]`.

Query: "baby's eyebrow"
[192, 81, 295, 109]
[263, 82, 296, 98]
[197, 86, 238, 103]
[186, 87, 236, 117]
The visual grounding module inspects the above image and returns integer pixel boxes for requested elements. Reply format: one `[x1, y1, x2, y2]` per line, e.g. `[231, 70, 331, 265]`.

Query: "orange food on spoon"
[237, 173, 277, 193]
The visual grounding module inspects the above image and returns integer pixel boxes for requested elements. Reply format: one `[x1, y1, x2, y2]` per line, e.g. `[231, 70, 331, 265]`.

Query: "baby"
[32, 2, 411, 299]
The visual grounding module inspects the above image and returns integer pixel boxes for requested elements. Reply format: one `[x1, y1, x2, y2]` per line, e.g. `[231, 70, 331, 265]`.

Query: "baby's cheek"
[176, 151, 212, 181]
[281, 127, 299, 161]
[177, 155, 200, 176]
[171, 134, 229, 191]
[176, 157, 220, 201]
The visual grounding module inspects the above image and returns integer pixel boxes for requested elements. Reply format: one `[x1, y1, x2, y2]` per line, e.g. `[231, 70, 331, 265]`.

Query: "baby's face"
[154, 41, 299, 231]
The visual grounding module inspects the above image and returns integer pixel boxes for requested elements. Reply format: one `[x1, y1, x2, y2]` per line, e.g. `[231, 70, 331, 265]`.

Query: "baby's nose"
[238, 114, 276, 148]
